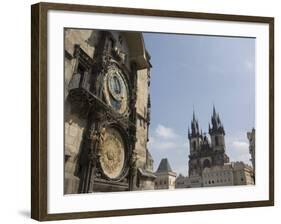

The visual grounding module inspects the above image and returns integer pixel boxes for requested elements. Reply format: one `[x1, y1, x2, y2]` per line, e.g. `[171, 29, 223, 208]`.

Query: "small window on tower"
[118, 35, 123, 45]
[76, 63, 86, 88]
[215, 136, 219, 146]
[139, 119, 142, 127]
[193, 141, 196, 150]
[109, 38, 114, 49]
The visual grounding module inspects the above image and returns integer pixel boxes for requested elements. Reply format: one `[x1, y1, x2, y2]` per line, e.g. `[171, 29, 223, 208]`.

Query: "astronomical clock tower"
[64, 29, 155, 193]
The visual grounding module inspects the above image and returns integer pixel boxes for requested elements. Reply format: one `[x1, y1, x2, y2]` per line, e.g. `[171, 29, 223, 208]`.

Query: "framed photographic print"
[31, 2, 274, 221]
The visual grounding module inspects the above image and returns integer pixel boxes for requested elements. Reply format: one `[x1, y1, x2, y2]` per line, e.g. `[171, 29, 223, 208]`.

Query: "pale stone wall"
[233, 170, 245, 185]
[176, 175, 200, 188]
[202, 164, 234, 187]
[247, 129, 255, 175]
[136, 69, 148, 117]
[188, 175, 202, 188]
[175, 175, 186, 188]
[65, 111, 86, 157]
[135, 68, 149, 168]
[201, 162, 254, 188]
[65, 29, 96, 58]
[64, 29, 98, 99]
[233, 162, 254, 185]
[244, 170, 254, 185]
[64, 57, 77, 99]
[138, 179, 155, 190]
[64, 29, 96, 193]
[135, 118, 147, 167]
[168, 175, 176, 189]
[154, 173, 167, 190]
[154, 172, 176, 190]
[64, 29, 91, 161]
[64, 106, 87, 193]
[145, 151, 154, 172]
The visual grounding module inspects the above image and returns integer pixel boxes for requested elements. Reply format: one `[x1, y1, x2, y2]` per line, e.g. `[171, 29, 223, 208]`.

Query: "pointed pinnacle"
[213, 104, 216, 116]
[193, 110, 196, 121]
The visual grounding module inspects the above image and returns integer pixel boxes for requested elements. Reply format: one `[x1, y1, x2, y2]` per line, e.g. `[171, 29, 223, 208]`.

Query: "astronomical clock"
[65, 30, 153, 193]
[103, 65, 129, 115]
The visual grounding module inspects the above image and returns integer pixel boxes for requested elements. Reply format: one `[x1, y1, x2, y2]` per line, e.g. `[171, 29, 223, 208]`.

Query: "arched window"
[215, 136, 219, 146]
[193, 141, 196, 150]
[203, 159, 211, 169]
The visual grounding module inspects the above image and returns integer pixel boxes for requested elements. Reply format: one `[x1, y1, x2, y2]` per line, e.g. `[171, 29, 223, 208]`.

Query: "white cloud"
[151, 141, 179, 151]
[148, 124, 188, 175]
[148, 124, 185, 152]
[155, 124, 178, 139]
[232, 141, 248, 152]
[228, 140, 251, 165]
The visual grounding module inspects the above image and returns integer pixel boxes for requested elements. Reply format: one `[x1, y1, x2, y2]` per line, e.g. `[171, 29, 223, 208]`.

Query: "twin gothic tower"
[188, 106, 229, 177]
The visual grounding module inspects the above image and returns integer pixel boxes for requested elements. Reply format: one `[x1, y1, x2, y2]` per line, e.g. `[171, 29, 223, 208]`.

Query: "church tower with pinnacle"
[209, 106, 229, 166]
[187, 106, 229, 178]
[188, 111, 203, 156]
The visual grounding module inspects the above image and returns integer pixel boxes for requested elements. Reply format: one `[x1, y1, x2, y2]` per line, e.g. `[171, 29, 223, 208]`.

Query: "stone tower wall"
[135, 68, 149, 168]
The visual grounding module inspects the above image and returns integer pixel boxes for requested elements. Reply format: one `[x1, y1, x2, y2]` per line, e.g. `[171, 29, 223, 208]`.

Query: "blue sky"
[143, 33, 255, 176]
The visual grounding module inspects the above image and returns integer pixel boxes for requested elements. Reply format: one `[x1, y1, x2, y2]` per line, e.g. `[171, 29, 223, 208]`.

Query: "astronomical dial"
[99, 127, 126, 179]
[103, 66, 129, 114]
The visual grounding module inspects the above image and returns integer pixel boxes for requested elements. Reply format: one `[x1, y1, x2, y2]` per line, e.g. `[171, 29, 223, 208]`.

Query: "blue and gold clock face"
[103, 66, 128, 114]
[108, 72, 124, 101]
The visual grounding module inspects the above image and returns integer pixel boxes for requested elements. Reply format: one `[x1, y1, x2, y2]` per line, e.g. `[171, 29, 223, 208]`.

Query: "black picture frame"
[31, 2, 274, 221]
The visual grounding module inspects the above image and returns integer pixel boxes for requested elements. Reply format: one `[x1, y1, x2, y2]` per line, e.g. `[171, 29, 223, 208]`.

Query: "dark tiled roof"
[156, 158, 173, 173]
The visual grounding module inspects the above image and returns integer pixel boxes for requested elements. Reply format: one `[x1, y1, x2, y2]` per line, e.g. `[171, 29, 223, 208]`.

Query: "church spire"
[213, 104, 216, 117]
[188, 110, 201, 139]
[209, 105, 225, 135]
[193, 110, 196, 121]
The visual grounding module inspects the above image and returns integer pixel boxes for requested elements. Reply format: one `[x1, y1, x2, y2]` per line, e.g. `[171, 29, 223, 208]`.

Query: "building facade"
[202, 163, 234, 187]
[175, 174, 188, 188]
[188, 107, 229, 179]
[202, 162, 254, 187]
[175, 107, 254, 188]
[154, 158, 177, 190]
[232, 161, 254, 185]
[176, 162, 254, 188]
[247, 128, 255, 180]
[64, 29, 155, 194]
